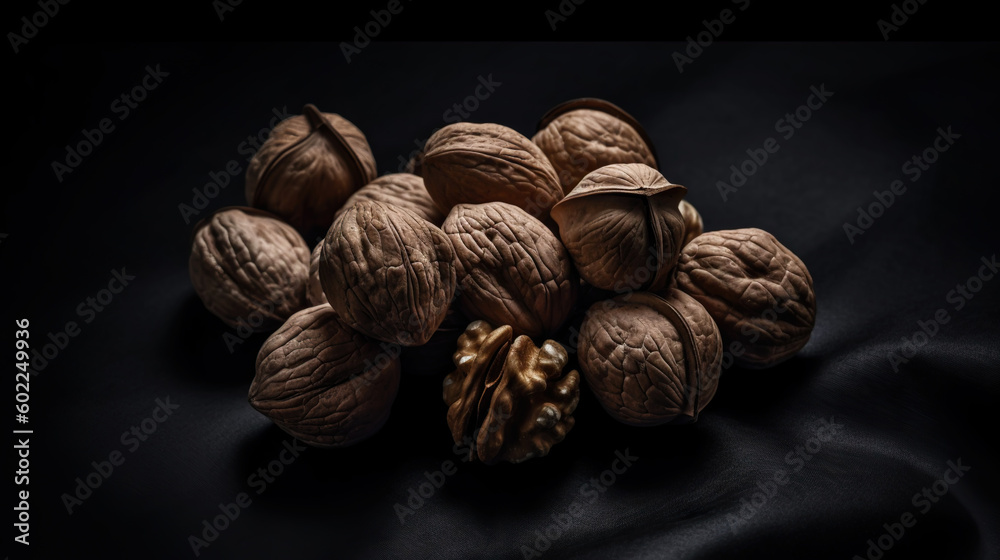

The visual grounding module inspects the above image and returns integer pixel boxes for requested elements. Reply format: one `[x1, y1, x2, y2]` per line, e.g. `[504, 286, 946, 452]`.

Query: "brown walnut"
[550, 163, 688, 292]
[442, 320, 579, 464]
[578, 290, 722, 426]
[189, 206, 310, 331]
[533, 98, 658, 194]
[249, 304, 400, 448]
[421, 122, 563, 222]
[245, 104, 376, 237]
[442, 202, 578, 339]
[674, 228, 816, 368]
[319, 200, 456, 347]
[335, 173, 444, 226]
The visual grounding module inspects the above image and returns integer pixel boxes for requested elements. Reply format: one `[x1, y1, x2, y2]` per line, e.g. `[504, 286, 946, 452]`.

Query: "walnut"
[679, 200, 703, 248]
[442, 202, 578, 339]
[189, 206, 310, 331]
[550, 163, 688, 292]
[245, 104, 376, 237]
[533, 98, 658, 194]
[399, 305, 468, 376]
[305, 243, 327, 306]
[674, 228, 816, 368]
[442, 320, 579, 464]
[421, 122, 563, 222]
[578, 290, 722, 426]
[335, 173, 444, 226]
[249, 304, 400, 448]
[319, 200, 456, 346]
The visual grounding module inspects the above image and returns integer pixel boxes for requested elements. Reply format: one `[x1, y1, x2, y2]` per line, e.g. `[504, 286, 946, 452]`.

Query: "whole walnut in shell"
[674, 228, 816, 368]
[421, 122, 563, 222]
[189, 206, 310, 331]
[442, 202, 578, 339]
[533, 98, 658, 194]
[320, 200, 456, 347]
[249, 304, 400, 448]
[245, 104, 376, 237]
[335, 172, 444, 226]
[550, 163, 688, 292]
[443, 320, 579, 464]
[578, 290, 722, 426]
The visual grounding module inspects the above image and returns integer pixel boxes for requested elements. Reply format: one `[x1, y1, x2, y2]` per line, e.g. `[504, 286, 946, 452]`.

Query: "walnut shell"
[533, 98, 658, 194]
[679, 200, 703, 248]
[442, 202, 578, 339]
[306, 243, 327, 306]
[189, 206, 310, 331]
[249, 304, 400, 448]
[245, 104, 376, 237]
[335, 173, 444, 226]
[674, 228, 816, 368]
[442, 320, 579, 464]
[319, 200, 456, 347]
[550, 163, 688, 292]
[578, 290, 722, 426]
[421, 122, 563, 222]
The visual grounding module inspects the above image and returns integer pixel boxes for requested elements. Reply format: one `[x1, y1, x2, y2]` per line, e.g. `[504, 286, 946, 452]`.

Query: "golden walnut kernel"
[442, 320, 579, 464]
[533, 98, 658, 194]
[320, 200, 456, 347]
[578, 290, 722, 426]
[550, 163, 688, 292]
[421, 122, 564, 222]
[245, 104, 376, 236]
[249, 304, 400, 448]
[442, 202, 578, 339]
[189, 206, 310, 332]
[674, 228, 816, 368]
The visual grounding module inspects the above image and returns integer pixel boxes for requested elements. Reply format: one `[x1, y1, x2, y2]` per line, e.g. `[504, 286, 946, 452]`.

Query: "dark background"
[6, 4, 1000, 559]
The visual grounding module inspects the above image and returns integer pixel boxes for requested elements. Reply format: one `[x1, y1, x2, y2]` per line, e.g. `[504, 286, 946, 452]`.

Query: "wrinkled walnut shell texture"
[675, 228, 816, 368]
[533, 108, 657, 194]
[336, 173, 444, 227]
[306, 243, 328, 307]
[578, 290, 722, 426]
[189, 207, 310, 331]
[551, 163, 687, 293]
[245, 108, 376, 235]
[443, 202, 578, 339]
[320, 200, 456, 347]
[249, 304, 401, 448]
[443, 321, 579, 464]
[421, 122, 563, 222]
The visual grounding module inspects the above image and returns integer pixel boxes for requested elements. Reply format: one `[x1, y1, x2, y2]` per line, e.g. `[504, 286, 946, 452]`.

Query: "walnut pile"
[187, 98, 817, 461]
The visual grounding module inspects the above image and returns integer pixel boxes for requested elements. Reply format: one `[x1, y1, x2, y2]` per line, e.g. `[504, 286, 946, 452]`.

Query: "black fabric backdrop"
[8, 42, 1000, 559]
